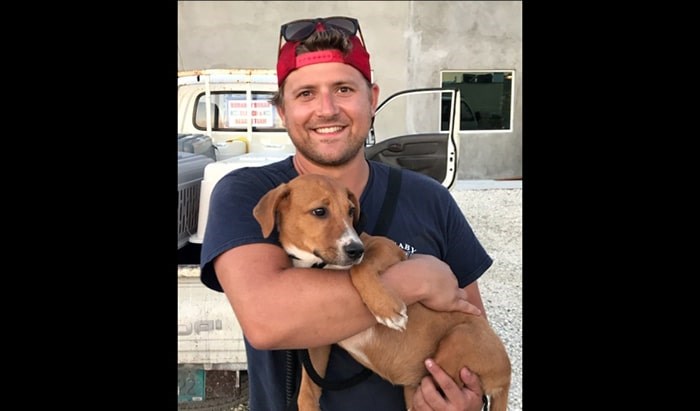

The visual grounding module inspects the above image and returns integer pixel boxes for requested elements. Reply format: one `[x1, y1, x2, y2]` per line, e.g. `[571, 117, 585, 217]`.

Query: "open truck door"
[365, 88, 462, 190]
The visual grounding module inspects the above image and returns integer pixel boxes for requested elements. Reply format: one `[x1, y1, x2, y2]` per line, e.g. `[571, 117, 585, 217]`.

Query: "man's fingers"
[454, 289, 481, 316]
[417, 373, 444, 408]
[419, 360, 486, 410]
[460, 366, 485, 404]
[411, 380, 428, 410]
[425, 359, 460, 395]
[459, 298, 481, 316]
[460, 366, 480, 388]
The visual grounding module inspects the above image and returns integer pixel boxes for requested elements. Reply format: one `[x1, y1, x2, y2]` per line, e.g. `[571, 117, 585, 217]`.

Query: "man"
[201, 16, 492, 411]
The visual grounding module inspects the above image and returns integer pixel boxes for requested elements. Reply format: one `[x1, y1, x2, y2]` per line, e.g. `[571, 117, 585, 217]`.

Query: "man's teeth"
[315, 126, 343, 134]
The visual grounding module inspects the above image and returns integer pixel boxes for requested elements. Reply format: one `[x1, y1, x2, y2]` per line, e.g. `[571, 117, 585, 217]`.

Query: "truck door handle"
[388, 143, 403, 152]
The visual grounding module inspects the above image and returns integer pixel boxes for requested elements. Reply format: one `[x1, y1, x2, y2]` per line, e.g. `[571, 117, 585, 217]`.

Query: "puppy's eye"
[312, 208, 327, 217]
[349, 207, 356, 218]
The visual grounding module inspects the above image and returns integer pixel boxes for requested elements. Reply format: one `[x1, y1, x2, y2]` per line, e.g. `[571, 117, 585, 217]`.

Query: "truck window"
[194, 91, 286, 131]
[441, 94, 478, 131]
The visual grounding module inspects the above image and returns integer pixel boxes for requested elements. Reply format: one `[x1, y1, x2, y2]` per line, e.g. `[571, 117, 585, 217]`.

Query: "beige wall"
[178, 1, 522, 179]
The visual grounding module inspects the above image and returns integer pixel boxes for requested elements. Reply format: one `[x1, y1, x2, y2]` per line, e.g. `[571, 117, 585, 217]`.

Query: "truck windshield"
[194, 91, 286, 131]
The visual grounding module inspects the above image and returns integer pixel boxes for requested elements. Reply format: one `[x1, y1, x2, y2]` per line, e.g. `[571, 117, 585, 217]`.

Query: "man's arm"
[214, 244, 479, 350]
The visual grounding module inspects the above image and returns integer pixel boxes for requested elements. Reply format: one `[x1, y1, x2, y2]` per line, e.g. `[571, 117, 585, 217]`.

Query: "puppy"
[253, 174, 511, 411]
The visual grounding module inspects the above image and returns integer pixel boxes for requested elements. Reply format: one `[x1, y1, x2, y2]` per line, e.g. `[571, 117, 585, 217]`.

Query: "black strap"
[285, 349, 301, 410]
[372, 166, 402, 236]
[299, 349, 373, 390]
[286, 167, 403, 398]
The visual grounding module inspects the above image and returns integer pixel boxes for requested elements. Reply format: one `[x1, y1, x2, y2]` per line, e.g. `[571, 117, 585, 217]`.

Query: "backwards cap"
[276, 35, 371, 86]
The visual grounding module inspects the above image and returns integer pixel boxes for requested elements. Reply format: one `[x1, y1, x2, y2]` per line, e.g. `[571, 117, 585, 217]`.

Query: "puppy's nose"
[344, 242, 364, 260]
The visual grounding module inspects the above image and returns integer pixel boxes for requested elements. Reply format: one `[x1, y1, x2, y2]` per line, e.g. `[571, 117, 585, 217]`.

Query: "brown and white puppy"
[253, 174, 511, 411]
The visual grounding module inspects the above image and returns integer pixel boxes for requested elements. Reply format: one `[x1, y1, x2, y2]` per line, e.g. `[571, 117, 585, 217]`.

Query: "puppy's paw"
[374, 302, 408, 331]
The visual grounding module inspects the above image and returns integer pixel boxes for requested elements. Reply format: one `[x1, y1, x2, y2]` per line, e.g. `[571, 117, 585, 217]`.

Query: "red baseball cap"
[276, 35, 372, 86]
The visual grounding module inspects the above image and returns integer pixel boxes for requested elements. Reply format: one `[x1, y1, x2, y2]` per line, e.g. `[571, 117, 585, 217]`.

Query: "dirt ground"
[179, 370, 249, 411]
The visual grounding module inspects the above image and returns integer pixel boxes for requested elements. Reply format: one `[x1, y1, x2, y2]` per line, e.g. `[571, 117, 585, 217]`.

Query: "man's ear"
[370, 83, 380, 114]
[276, 101, 286, 126]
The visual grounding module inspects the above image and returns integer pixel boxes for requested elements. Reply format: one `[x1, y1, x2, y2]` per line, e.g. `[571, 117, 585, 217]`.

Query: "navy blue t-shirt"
[200, 156, 493, 411]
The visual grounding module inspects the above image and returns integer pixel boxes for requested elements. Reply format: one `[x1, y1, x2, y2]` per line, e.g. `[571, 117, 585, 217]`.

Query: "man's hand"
[411, 359, 485, 411]
[401, 254, 481, 316]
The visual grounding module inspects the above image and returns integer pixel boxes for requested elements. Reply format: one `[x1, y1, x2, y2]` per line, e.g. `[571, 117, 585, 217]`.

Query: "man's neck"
[293, 153, 370, 200]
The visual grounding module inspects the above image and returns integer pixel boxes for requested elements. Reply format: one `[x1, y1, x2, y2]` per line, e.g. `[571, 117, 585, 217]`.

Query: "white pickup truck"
[177, 68, 464, 405]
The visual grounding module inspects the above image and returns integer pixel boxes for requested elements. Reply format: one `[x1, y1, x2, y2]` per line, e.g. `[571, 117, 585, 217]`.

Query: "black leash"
[299, 349, 373, 390]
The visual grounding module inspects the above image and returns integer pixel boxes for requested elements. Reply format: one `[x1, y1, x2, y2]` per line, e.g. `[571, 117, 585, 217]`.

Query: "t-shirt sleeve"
[200, 170, 281, 292]
[442, 188, 493, 288]
[392, 169, 493, 289]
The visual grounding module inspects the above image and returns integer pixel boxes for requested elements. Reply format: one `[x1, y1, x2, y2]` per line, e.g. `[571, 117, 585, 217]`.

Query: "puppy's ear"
[253, 183, 290, 238]
[347, 189, 360, 225]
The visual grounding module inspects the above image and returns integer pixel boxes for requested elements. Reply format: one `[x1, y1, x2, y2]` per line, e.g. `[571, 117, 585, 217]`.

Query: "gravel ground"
[181, 181, 522, 411]
[451, 181, 522, 411]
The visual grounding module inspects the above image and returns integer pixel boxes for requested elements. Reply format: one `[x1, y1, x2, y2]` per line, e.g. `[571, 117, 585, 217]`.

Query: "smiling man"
[200, 16, 492, 411]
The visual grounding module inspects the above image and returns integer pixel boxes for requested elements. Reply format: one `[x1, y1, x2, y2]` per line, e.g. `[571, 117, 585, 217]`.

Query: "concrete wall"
[178, 1, 522, 179]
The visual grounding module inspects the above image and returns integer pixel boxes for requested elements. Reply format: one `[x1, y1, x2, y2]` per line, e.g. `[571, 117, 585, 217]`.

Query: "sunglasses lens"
[283, 21, 317, 41]
[323, 18, 357, 35]
[282, 17, 358, 42]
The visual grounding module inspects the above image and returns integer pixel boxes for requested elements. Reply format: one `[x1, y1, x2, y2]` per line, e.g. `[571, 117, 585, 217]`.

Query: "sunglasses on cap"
[277, 16, 366, 52]
[276, 16, 372, 86]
